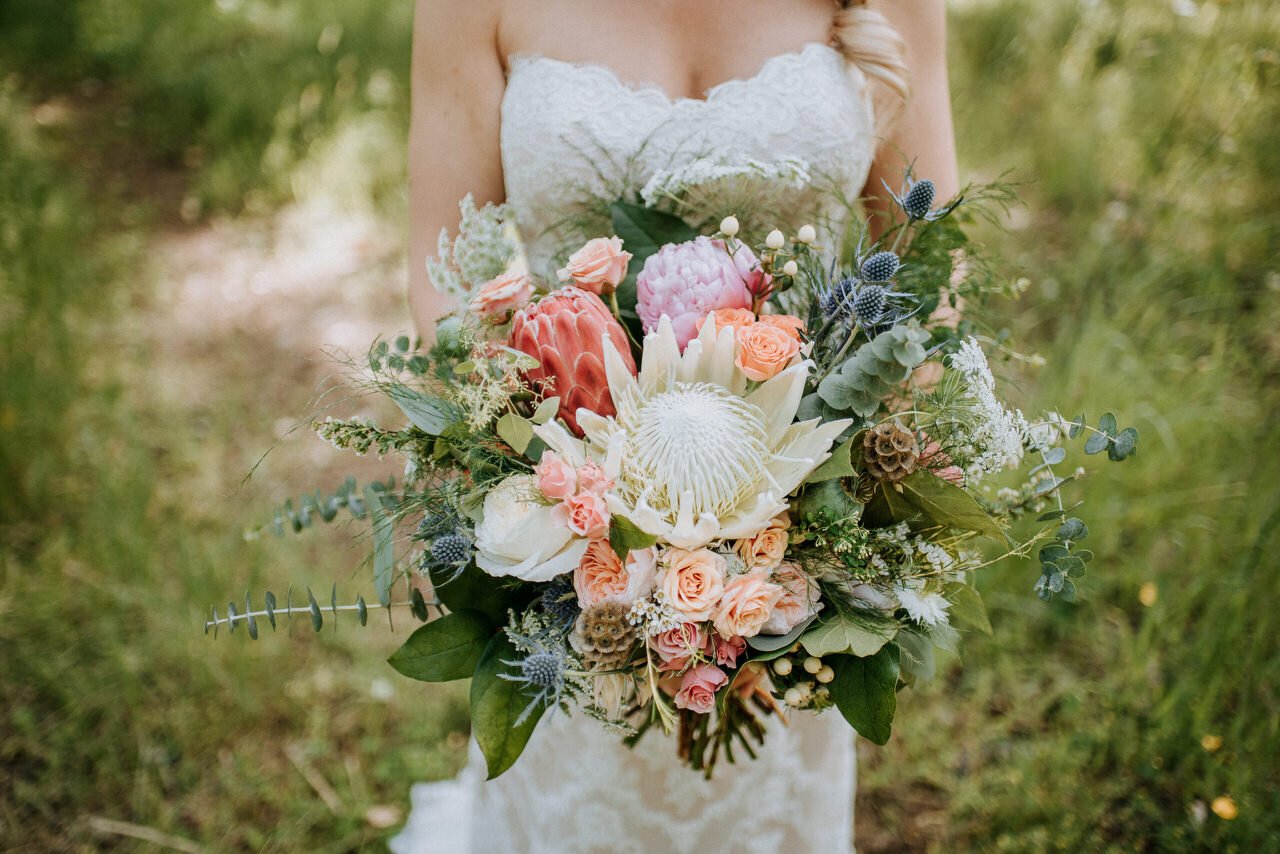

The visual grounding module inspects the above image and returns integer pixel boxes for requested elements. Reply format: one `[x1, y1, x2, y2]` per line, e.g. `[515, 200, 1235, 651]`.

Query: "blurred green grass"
[1, 0, 1277, 850]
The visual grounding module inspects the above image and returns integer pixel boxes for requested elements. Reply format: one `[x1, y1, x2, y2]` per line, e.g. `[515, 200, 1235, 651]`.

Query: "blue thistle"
[540, 577, 579, 629]
[853, 285, 888, 326]
[818, 275, 858, 320]
[882, 172, 962, 222]
[425, 532, 472, 572]
[500, 634, 571, 724]
[860, 251, 899, 282]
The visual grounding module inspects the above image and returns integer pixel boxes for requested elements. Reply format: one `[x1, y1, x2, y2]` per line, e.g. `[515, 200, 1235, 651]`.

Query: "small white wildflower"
[895, 581, 951, 627]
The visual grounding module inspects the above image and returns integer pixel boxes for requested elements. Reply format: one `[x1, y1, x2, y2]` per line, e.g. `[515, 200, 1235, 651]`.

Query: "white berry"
[782, 260, 799, 277]
[816, 665, 835, 684]
[783, 687, 803, 707]
[797, 224, 816, 244]
[773, 658, 793, 676]
[719, 215, 740, 237]
[803, 656, 822, 674]
[765, 229, 785, 250]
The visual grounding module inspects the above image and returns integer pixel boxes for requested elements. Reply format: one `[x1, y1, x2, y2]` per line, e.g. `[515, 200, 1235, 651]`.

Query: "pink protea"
[636, 236, 765, 349]
[509, 287, 636, 435]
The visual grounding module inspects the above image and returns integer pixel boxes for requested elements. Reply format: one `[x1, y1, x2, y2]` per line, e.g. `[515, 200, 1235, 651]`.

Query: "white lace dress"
[393, 43, 878, 854]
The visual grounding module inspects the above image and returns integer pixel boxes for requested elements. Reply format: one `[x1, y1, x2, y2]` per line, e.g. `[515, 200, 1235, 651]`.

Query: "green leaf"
[829, 644, 900, 745]
[306, 587, 322, 632]
[609, 200, 698, 313]
[471, 633, 545, 779]
[531, 396, 561, 425]
[1109, 427, 1138, 461]
[896, 631, 936, 685]
[746, 614, 820, 656]
[428, 563, 531, 625]
[1097, 412, 1118, 435]
[1068, 414, 1085, 439]
[943, 582, 992, 634]
[388, 610, 493, 682]
[609, 515, 659, 560]
[369, 492, 395, 607]
[1040, 544, 1070, 564]
[1041, 446, 1066, 465]
[495, 413, 535, 455]
[899, 470, 1003, 538]
[1057, 517, 1088, 541]
[800, 611, 898, 658]
[805, 435, 858, 484]
[1084, 431, 1110, 455]
[388, 386, 457, 435]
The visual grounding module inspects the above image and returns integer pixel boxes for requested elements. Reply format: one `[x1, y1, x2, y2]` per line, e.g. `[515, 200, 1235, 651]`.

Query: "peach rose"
[575, 460, 613, 495]
[735, 322, 801, 381]
[553, 491, 611, 539]
[659, 548, 727, 620]
[673, 663, 728, 715]
[714, 634, 747, 667]
[534, 451, 577, 500]
[695, 307, 757, 336]
[757, 313, 806, 341]
[468, 271, 534, 321]
[575, 541, 657, 607]
[650, 622, 710, 672]
[557, 236, 631, 296]
[761, 562, 824, 635]
[735, 513, 790, 571]
[712, 572, 784, 639]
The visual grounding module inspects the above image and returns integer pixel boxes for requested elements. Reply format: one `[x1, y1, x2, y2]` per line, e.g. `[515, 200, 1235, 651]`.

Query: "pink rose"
[673, 663, 728, 715]
[659, 548, 728, 620]
[761, 562, 824, 635]
[467, 271, 534, 321]
[553, 491, 611, 539]
[735, 322, 801, 382]
[714, 634, 747, 668]
[557, 236, 632, 296]
[735, 513, 790, 572]
[575, 541, 657, 607]
[712, 572, 785, 639]
[650, 622, 710, 672]
[576, 460, 613, 495]
[534, 451, 577, 500]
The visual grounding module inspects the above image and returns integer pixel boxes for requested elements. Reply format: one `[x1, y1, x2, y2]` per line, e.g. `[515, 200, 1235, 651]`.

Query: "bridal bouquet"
[208, 174, 1137, 778]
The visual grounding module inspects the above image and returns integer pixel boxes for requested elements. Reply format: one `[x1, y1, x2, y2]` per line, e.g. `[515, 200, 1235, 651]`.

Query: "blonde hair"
[832, 1, 909, 130]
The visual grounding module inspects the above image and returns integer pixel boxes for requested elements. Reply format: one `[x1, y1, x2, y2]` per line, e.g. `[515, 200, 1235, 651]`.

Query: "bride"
[394, 1, 957, 851]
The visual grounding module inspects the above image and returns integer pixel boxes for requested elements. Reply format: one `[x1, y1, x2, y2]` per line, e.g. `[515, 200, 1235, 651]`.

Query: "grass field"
[1, 0, 1277, 850]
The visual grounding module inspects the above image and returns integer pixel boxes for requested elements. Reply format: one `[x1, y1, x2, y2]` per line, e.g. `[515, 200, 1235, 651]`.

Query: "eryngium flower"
[635, 236, 760, 349]
[509, 287, 636, 435]
[860, 251, 899, 283]
[537, 316, 850, 549]
[429, 533, 473, 567]
[852, 285, 887, 326]
[902, 178, 936, 220]
[818, 276, 857, 320]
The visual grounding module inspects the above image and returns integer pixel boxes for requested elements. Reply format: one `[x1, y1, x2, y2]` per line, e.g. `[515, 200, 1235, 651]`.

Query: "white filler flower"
[474, 474, 589, 581]
[538, 316, 849, 549]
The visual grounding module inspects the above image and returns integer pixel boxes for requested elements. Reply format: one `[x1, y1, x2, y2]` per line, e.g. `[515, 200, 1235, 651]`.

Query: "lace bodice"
[500, 43, 878, 276]
[394, 44, 875, 854]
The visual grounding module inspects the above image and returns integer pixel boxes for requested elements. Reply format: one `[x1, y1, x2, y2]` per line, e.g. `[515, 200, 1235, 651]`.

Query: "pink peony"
[635, 237, 760, 349]
[553, 491, 611, 539]
[673, 663, 728, 715]
[509, 287, 636, 435]
[534, 451, 577, 500]
[557, 236, 631, 296]
[650, 622, 711, 672]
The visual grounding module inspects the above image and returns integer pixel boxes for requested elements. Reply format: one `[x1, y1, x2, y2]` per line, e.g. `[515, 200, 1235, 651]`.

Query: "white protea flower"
[535, 316, 849, 549]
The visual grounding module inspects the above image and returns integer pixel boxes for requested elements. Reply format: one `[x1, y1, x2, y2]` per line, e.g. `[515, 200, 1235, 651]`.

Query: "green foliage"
[815, 323, 931, 420]
[428, 563, 532, 625]
[265, 476, 397, 535]
[609, 200, 699, 315]
[387, 386, 459, 436]
[828, 644, 900, 746]
[800, 611, 899, 659]
[388, 611, 493, 682]
[609, 515, 660, 560]
[470, 634, 546, 779]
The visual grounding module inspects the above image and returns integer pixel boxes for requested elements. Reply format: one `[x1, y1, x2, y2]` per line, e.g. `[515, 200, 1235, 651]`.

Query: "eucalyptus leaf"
[1109, 427, 1138, 461]
[471, 633, 546, 779]
[388, 610, 492, 682]
[369, 491, 395, 607]
[389, 386, 457, 435]
[1084, 431, 1110, 455]
[531, 396, 561, 426]
[800, 611, 898, 658]
[495, 413, 535, 455]
[829, 644, 900, 745]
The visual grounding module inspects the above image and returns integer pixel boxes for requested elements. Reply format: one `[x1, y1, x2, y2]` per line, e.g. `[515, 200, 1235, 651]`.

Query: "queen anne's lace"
[393, 43, 875, 854]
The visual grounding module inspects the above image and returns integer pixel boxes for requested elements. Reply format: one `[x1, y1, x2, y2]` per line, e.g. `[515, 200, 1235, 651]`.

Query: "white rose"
[474, 475, 589, 581]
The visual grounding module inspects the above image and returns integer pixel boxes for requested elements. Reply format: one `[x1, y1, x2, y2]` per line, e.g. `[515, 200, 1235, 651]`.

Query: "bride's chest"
[499, 44, 877, 200]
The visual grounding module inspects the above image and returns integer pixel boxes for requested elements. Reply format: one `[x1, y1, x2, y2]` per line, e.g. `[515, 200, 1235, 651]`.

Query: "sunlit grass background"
[1, 0, 1276, 850]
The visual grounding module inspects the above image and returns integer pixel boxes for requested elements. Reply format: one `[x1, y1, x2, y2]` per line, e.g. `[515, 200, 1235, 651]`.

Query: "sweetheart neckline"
[504, 42, 842, 108]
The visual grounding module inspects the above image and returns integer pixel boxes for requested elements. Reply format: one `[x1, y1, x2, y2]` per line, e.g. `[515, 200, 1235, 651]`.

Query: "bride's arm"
[861, 0, 959, 237]
[408, 0, 507, 337]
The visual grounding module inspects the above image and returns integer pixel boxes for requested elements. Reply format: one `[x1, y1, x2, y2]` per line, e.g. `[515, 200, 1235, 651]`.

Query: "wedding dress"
[393, 42, 877, 854]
